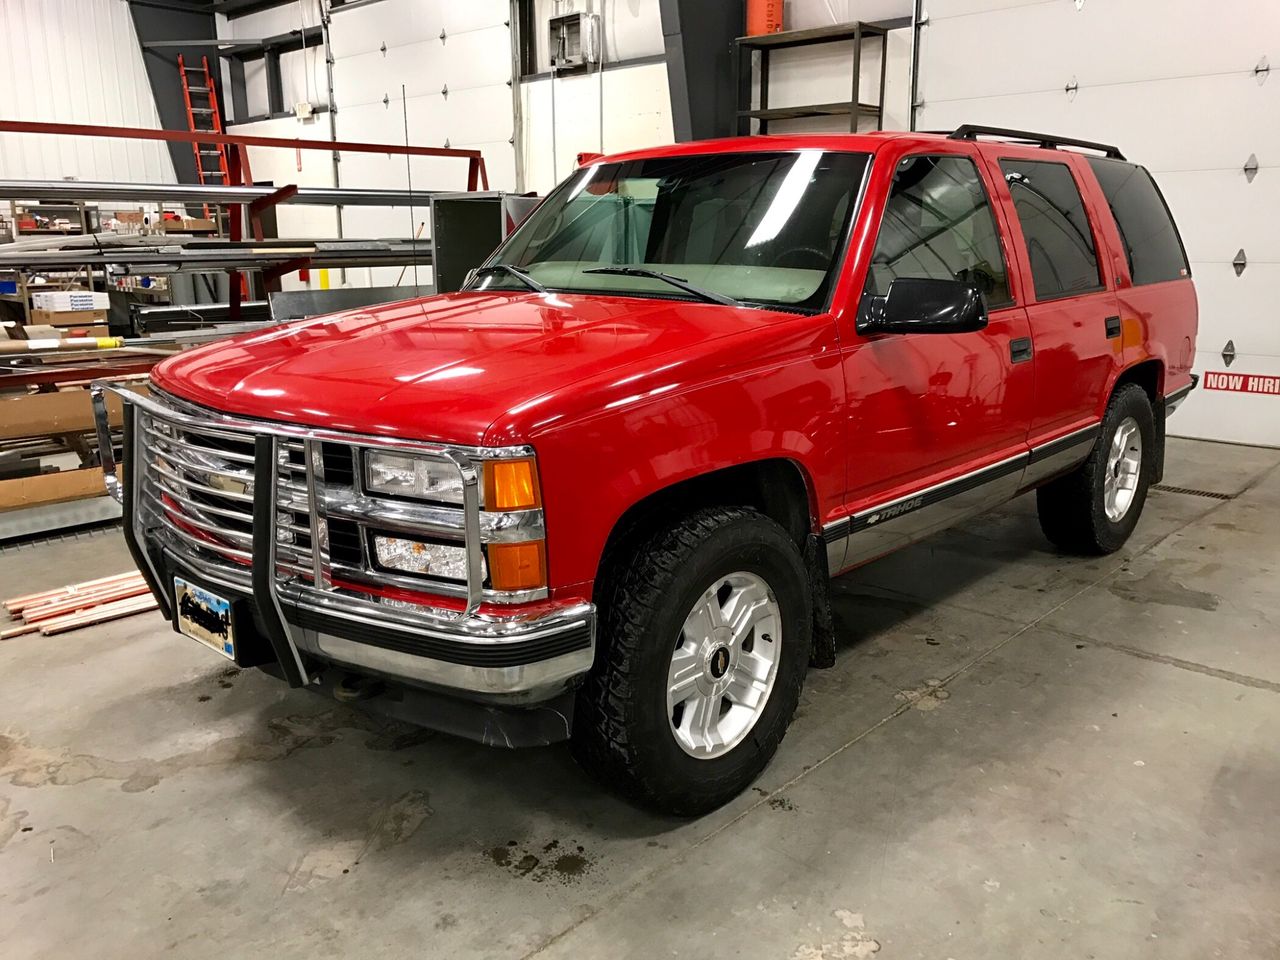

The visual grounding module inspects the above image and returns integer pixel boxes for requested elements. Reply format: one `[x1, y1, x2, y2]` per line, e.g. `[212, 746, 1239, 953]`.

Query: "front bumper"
[91, 382, 595, 704]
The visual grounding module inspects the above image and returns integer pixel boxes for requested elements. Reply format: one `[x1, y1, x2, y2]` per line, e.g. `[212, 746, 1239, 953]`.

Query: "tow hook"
[332, 672, 385, 702]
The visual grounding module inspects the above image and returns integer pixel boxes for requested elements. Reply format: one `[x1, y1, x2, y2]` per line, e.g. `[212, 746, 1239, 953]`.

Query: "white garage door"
[329, 0, 518, 285]
[916, 0, 1280, 446]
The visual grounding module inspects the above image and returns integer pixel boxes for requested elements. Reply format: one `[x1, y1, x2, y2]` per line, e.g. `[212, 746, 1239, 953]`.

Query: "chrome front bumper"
[91, 382, 595, 701]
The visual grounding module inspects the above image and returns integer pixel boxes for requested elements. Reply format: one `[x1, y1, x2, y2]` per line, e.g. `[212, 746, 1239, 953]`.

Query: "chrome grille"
[113, 386, 541, 612]
[274, 439, 317, 584]
[136, 408, 257, 587]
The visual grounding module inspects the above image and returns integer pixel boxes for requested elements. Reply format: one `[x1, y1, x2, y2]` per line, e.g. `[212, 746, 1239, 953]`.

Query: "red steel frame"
[0, 119, 490, 319]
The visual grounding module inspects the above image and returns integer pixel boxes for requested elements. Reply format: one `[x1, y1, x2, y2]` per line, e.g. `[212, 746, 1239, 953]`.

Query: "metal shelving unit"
[735, 22, 889, 135]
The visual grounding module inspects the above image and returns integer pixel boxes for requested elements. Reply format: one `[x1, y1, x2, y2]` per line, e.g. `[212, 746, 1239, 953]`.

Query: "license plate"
[174, 577, 235, 660]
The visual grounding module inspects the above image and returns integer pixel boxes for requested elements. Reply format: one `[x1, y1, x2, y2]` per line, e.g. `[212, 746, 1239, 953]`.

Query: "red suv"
[95, 125, 1198, 815]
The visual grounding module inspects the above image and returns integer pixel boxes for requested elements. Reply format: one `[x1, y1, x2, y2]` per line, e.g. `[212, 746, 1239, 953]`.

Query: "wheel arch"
[1111, 357, 1165, 405]
[592, 457, 818, 603]
[1109, 356, 1166, 482]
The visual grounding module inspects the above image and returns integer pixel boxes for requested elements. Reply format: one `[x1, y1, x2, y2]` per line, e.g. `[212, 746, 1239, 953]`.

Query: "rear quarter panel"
[1071, 160, 1199, 405]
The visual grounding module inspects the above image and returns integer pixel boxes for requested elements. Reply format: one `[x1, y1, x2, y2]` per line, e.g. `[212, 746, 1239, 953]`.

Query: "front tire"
[572, 507, 811, 816]
[1036, 383, 1155, 554]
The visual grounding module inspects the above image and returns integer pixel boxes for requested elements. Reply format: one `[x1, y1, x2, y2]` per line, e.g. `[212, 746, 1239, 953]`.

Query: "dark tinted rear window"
[1087, 158, 1189, 285]
[1000, 159, 1103, 301]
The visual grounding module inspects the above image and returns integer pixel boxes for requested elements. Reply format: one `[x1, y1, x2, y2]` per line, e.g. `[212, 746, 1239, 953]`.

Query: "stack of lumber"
[1, 572, 156, 638]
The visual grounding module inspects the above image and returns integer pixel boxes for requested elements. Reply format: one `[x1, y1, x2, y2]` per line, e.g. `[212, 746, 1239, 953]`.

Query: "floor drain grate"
[1151, 484, 1236, 500]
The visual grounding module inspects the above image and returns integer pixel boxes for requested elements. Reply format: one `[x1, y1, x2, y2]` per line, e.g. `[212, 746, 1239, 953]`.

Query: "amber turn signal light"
[487, 541, 547, 592]
[484, 458, 541, 510]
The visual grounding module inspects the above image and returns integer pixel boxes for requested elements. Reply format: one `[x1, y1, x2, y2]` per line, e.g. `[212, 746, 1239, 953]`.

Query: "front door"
[830, 147, 1034, 572]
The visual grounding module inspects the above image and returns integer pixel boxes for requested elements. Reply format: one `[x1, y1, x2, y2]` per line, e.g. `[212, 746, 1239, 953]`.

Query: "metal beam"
[0, 180, 457, 207]
[659, 0, 744, 142]
[125, 0, 218, 184]
[0, 120, 485, 162]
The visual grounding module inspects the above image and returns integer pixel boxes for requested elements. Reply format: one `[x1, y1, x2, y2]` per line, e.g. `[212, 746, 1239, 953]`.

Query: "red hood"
[152, 291, 803, 446]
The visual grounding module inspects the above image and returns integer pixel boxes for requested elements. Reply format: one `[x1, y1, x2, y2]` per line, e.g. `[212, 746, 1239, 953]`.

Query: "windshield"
[477, 150, 871, 311]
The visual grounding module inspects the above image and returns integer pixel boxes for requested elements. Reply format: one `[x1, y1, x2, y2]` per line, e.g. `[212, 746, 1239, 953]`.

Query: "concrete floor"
[1, 437, 1278, 959]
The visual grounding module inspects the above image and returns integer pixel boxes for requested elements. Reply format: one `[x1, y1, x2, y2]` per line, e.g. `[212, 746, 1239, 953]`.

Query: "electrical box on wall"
[549, 12, 599, 70]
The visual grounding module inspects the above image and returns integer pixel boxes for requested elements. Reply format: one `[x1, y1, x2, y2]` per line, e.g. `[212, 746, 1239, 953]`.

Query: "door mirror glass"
[860, 277, 987, 335]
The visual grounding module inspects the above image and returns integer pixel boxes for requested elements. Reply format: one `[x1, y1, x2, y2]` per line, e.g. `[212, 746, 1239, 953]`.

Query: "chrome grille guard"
[90, 381, 590, 691]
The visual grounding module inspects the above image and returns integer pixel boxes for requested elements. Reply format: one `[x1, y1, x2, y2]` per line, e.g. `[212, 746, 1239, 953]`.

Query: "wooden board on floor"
[0, 467, 110, 512]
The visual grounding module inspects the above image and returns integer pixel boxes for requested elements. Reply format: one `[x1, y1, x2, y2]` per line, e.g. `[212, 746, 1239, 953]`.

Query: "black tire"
[1036, 383, 1155, 554]
[571, 507, 812, 817]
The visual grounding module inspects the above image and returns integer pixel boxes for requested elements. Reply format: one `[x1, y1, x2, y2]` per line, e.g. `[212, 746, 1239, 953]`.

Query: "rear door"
[980, 147, 1124, 450]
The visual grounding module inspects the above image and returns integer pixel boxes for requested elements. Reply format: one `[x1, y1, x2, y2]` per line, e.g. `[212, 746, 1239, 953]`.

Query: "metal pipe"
[0, 180, 448, 207]
[319, 0, 346, 277]
[0, 337, 125, 354]
[0, 119, 483, 161]
[509, 0, 526, 193]
[909, 0, 923, 131]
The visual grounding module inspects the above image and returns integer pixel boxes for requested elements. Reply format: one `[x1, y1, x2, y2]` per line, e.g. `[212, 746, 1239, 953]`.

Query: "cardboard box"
[29, 308, 108, 328]
[31, 290, 109, 312]
[0, 383, 148, 441]
[160, 217, 216, 233]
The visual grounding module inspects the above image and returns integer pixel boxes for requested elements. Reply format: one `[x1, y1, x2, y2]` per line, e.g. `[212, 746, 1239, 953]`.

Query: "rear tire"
[1036, 383, 1155, 554]
[571, 507, 811, 817]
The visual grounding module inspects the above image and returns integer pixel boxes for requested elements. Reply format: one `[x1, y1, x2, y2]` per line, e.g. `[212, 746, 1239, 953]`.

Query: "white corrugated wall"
[0, 0, 176, 183]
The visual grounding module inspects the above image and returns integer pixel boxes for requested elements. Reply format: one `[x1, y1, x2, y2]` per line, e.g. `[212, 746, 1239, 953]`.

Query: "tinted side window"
[866, 155, 1011, 307]
[1000, 159, 1102, 300]
[1087, 157, 1189, 285]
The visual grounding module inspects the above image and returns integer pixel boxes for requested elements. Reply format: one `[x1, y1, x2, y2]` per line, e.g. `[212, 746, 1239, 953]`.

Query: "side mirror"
[859, 277, 987, 335]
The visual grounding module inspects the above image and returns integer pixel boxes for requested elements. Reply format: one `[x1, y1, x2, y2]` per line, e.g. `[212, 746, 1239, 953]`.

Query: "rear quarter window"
[1087, 157, 1190, 285]
[999, 158, 1103, 301]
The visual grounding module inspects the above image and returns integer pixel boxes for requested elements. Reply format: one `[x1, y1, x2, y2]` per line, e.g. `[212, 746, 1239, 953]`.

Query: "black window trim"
[1086, 157, 1192, 287]
[998, 156, 1108, 304]
[866, 150, 1018, 312]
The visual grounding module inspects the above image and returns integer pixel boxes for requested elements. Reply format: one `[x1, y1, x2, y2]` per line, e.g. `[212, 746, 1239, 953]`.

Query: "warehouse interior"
[1, 0, 1277, 957]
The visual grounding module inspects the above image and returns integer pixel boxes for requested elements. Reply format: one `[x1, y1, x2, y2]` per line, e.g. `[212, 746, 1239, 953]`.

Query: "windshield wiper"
[583, 266, 742, 307]
[470, 264, 546, 293]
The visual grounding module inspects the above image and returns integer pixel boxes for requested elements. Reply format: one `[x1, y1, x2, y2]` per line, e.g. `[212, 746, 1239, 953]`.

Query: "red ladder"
[177, 54, 230, 212]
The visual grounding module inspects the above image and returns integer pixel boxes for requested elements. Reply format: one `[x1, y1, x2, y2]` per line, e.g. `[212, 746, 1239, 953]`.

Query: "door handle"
[1104, 315, 1121, 339]
[1010, 337, 1033, 364]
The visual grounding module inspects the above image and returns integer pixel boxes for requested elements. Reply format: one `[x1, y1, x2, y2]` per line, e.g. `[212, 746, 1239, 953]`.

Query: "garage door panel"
[334, 44, 446, 109]
[330, 0, 438, 56]
[440, 86, 513, 146]
[335, 35, 511, 110]
[918, 77, 1280, 175]
[930, 0, 1053, 19]
[335, 99, 505, 183]
[454, 139, 517, 191]
[1172, 351, 1280, 446]
[441, 0, 508, 33]
[1187, 264, 1280, 358]
[340, 204, 427, 240]
[1159, 171, 1280, 262]
[922, 1, 1275, 103]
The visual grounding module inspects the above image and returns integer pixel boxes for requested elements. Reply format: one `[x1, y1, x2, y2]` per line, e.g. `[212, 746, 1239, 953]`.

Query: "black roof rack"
[947, 124, 1125, 160]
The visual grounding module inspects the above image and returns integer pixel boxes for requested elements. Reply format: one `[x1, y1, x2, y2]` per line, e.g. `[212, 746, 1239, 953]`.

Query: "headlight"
[365, 451, 465, 504]
[372, 535, 477, 582]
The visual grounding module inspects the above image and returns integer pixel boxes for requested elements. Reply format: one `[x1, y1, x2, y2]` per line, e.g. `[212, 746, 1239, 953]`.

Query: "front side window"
[865, 155, 1011, 307]
[1087, 157, 1189, 286]
[480, 150, 871, 310]
[1000, 159, 1103, 300]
